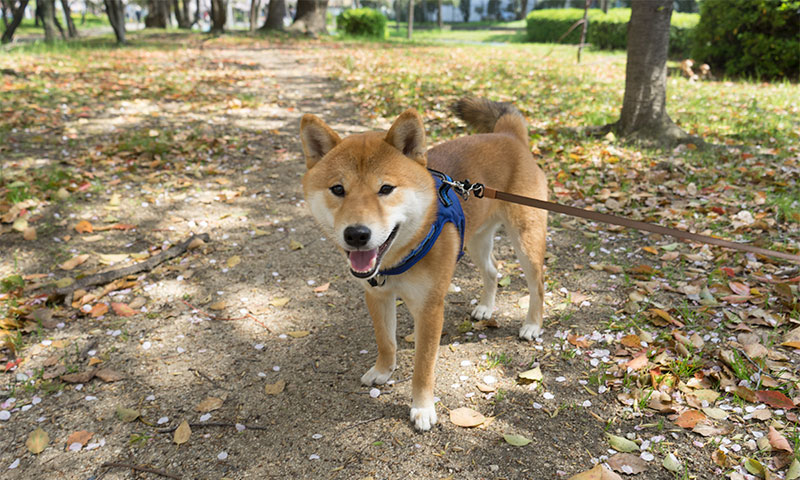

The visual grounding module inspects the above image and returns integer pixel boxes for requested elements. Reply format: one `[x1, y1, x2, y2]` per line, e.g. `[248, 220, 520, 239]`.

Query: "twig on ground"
[44, 233, 210, 305]
[99, 462, 181, 480]
[337, 414, 384, 435]
[189, 367, 223, 389]
[156, 421, 270, 433]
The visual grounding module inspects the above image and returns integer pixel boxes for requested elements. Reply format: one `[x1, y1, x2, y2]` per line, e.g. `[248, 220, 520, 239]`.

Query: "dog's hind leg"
[361, 289, 397, 385]
[466, 221, 501, 321]
[504, 206, 547, 341]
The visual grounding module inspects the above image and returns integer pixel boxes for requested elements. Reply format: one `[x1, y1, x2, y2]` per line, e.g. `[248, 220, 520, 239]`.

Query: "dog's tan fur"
[300, 98, 547, 431]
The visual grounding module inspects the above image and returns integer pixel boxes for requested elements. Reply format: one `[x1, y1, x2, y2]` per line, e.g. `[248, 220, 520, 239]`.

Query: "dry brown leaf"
[75, 220, 93, 233]
[195, 397, 224, 413]
[89, 303, 109, 318]
[61, 370, 96, 383]
[313, 282, 330, 293]
[768, 426, 793, 452]
[26, 427, 49, 454]
[620, 334, 642, 348]
[269, 297, 290, 307]
[174, 420, 191, 445]
[756, 390, 796, 410]
[476, 383, 496, 393]
[60, 254, 90, 271]
[449, 407, 485, 428]
[209, 301, 227, 311]
[265, 379, 286, 395]
[23, 227, 37, 240]
[226, 255, 241, 268]
[568, 464, 623, 480]
[95, 368, 124, 382]
[287, 330, 309, 338]
[65, 430, 93, 450]
[692, 420, 733, 437]
[675, 409, 706, 429]
[607, 452, 648, 474]
[111, 303, 136, 317]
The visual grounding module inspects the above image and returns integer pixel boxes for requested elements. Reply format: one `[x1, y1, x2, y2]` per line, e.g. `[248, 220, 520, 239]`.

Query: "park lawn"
[8, 13, 109, 36]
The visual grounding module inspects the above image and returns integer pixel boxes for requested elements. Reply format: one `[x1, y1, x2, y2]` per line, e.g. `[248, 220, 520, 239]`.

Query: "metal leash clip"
[441, 178, 485, 201]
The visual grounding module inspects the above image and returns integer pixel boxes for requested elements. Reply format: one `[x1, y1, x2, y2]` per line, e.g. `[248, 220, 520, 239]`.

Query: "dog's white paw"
[519, 323, 542, 341]
[361, 366, 394, 386]
[471, 304, 494, 320]
[410, 405, 437, 431]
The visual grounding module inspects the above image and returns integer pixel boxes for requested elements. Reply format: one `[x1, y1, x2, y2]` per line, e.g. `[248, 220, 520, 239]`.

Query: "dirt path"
[1, 38, 759, 479]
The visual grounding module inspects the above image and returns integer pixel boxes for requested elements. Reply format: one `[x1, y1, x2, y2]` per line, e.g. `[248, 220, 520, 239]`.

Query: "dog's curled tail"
[452, 97, 528, 146]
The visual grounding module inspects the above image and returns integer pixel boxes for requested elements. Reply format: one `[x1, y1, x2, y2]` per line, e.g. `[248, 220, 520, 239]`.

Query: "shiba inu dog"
[299, 97, 547, 431]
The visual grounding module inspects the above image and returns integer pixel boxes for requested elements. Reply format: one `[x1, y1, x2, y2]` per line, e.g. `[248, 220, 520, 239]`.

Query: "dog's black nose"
[344, 225, 371, 248]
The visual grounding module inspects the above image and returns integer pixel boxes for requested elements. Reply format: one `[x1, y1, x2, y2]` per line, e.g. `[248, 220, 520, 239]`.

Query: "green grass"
[9, 13, 110, 36]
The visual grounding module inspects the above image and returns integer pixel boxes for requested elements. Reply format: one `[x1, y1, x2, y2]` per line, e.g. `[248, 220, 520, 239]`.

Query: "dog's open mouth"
[348, 225, 399, 279]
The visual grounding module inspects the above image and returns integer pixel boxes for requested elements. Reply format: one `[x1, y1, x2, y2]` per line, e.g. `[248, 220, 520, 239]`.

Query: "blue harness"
[368, 169, 465, 287]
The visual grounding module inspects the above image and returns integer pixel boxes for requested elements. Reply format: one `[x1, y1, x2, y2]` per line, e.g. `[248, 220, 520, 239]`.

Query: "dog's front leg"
[406, 297, 444, 431]
[361, 288, 397, 386]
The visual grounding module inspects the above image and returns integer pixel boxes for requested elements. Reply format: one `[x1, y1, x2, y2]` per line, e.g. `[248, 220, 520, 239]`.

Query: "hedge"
[336, 8, 387, 39]
[525, 8, 699, 59]
[692, 0, 799, 79]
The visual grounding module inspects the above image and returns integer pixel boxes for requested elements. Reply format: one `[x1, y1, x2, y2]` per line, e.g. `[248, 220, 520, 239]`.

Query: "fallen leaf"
[60, 254, 90, 271]
[26, 428, 49, 454]
[768, 426, 793, 452]
[264, 379, 285, 395]
[98, 253, 129, 265]
[647, 308, 684, 328]
[174, 420, 191, 445]
[89, 303, 108, 318]
[620, 334, 642, 348]
[744, 458, 766, 477]
[289, 239, 304, 251]
[567, 333, 592, 348]
[209, 301, 226, 311]
[606, 433, 638, 453]
[75, 220, 93, 233]
[287, 330, 309, 338]
[269, 297, 290, 307]
[195, 397, 224, 413]
[662, 452, 681, 472]
[95, 368, 124, 382]
[787, 458, 800, 480]
[624, 353, 648, 371]
[518, 367, 543, 383]
[502, 433, 531, 446]
[498, 275, 511, 287]
[756, 390, 796, 410]
[449, 407, 485, 428]
[226, 255, 241, 268]
[23, 227, 37, 240]
[476, 383, 496, 393]
[692, 420, 733, 437]
[729, 281, 751, 296]
[65, 430, 93, 450]
[111, 303, 136, 317]
[313, 282, 330, 293]
[675, 409, 706, 429]
[568, 464, 623, 480]
[606, 452, 648, 474]
[116, 407, 140, 423]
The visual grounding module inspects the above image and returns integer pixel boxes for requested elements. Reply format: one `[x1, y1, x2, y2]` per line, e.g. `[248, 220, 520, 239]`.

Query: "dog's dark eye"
[378, 185, 396, 196]
[330, 185, 345, 197]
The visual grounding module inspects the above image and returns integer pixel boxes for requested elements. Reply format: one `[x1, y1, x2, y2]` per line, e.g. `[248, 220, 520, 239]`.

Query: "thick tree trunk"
[249, 0, 260, 31]
[210, 0, 226, 32]
[436, 0, 442, 28]
[104, 0, 126, 44]
[1, 0, 30, 43]
[2, 0, 8, 29]
[407, 0, 413, 38]
[145, 0, 170, 28]
[614, 0, 688, 144]
[287, 0, 327, 35]
[61, 0, 78, 37]
[173, 0, 192, 28]
[260, 0, 286, 30]
[40, 0, 59, 42]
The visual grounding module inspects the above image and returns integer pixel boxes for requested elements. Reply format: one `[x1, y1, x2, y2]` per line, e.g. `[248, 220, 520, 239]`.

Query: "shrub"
[336, 8, 387, 38]
[692, 0, 800, 79]
[525, 8, 699, 59]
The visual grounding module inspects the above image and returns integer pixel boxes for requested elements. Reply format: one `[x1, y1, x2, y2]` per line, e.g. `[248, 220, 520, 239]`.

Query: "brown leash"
[445, 178, 800, 264]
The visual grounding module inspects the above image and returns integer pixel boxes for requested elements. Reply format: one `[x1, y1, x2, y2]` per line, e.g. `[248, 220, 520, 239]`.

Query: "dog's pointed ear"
[300, 114, 342, 169]
[385, 109, 426, 165]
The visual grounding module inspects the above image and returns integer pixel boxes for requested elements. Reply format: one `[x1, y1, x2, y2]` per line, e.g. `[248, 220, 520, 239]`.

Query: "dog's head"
[300, 110, 436, 280]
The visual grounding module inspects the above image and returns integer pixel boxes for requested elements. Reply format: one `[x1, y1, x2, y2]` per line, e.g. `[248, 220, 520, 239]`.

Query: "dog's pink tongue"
[349, 249, 378, 273]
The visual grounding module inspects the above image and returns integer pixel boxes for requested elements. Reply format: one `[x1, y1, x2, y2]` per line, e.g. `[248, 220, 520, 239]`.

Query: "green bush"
[525, 8, 699, 59]
[336, 8, 387, 38]
[692, 0, 800, 79]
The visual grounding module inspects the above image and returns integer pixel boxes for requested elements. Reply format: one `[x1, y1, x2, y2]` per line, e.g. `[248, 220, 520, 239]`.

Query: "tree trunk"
[261, 0, 285, 30]
[576, 0, 589, 63]
[210, 0, 226, 32]
[145, 0, 170, 28]
[249, 0, 259, 31]
[40, 0, 58, 42]
[2, 0, 8, 29]
[407, 0, 413, 38]
[173, 0, 191, 28]
[287, 0, 327, 36]
[614, 0, 689, 144]
[1, 0, 30, 43]
[61, 0, 78, 37]
[436, 0, 442, 28]
[104, 0, 126, 44]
